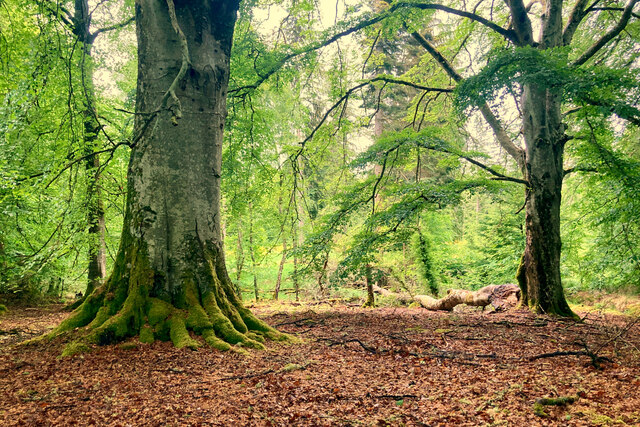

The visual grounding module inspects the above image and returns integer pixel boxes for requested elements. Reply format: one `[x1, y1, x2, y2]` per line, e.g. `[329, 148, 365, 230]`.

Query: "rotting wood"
[374, 283, 521, 311]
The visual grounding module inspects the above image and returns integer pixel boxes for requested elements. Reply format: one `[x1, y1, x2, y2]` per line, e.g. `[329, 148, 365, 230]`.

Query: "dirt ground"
[1, 303, 639, 426]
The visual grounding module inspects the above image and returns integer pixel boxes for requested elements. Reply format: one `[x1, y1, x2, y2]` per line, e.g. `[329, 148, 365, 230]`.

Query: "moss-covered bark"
[49, 232, 287, 355]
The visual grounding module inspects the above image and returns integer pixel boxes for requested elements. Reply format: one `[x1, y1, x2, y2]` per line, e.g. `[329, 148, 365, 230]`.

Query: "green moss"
[534, 395, 577, 417]
[0, 304, 7, 316]
[202, 328, 231, 351]
[154, 319, 171, 341]
[139, 325, 154, 343]
[281, 363, 304, 372]
[184, 281, 213, 332]
[246, 332, 265, 343]
[148, 298, 172, 326]
[49, 288, 105, 336]
[211, 278, 248, 333]
[118, 342, 138, 350]
[202, 292, 261, 347]
[61, 342, 92, 358]
[88, 306, 110, 329]
[168, 315, 200, 350]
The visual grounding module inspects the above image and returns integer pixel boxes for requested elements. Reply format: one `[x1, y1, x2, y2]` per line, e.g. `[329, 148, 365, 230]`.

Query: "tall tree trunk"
[50, 0, 284, 353]
[517, 83, 573, 316]
[73, 0, 107, 299]
[514, 0, 574, 317]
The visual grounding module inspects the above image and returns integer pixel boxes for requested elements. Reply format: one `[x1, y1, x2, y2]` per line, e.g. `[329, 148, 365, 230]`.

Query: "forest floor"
[1, 302, 639, 426]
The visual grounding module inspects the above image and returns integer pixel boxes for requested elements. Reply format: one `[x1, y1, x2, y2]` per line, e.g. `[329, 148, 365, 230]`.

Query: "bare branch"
[91, 15, 135, 40]
[572, 0, 639, 66]
[293, 77, 451, 161]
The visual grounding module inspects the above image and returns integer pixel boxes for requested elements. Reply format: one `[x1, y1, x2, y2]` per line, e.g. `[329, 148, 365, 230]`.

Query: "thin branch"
[90, 15, 135, 40]
[411, 31, 525, 169]
[571, 0, 639, 66]
[162, 0, 190, 121]
[293, 77, 451, 161]
[588, 7, 640, 19]
[230, 1, 515, 94]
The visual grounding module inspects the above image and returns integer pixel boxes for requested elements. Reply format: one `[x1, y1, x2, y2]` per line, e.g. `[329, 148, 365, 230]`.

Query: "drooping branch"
[571, 0, 639, 66]
[292, 77, 451, 161]
[416, 140, 528, 185]
[230, 1, 516, 95]
[410, 31, 525, 170]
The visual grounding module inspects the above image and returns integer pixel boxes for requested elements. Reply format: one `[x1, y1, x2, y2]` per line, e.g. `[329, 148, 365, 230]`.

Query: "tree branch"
[588, 7, 640, 19]
[410, 31, 525, 170]
[504, 0, 535, 45]
[571, 0, 639, 66]
[90, 15, 135, 40]
[563, 0, 592, 45]
[230, 1, 515, 95]
[293, 77, 451, 161]
[415, 141, 528, 185]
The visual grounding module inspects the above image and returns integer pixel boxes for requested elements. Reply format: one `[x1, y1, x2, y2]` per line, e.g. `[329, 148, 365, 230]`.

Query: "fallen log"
[374, 283, 520, 311]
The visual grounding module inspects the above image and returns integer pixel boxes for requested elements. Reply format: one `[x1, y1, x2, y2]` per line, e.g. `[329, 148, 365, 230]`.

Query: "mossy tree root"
[48, 242, 290, 356]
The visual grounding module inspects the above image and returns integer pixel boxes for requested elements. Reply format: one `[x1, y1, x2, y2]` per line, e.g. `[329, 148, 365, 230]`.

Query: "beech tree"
[50, 0, 285, 354]
[302, 0, 639, 316]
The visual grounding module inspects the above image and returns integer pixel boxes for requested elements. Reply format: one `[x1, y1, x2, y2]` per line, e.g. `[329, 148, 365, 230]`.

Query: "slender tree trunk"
[248, 202, 259, 301]
[291, 217, 300, 302]
[73, 0, 107, 299]
[273, 180, 287, 301]
[316, 251, 329, 296]
[363, 264, 375, 307]
[274, 237, 287, 301]
[234, 221, 244, 297]
[51, 0, 283, 353]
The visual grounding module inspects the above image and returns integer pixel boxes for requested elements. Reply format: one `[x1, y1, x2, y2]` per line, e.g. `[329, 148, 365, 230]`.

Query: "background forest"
[1, 0, 639, 310]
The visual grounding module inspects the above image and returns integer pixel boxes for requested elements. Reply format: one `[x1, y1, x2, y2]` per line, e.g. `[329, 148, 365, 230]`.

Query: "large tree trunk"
[518, 84, 574, 317]
[50, 0, 283, 354]
[514, 0, 575, 317]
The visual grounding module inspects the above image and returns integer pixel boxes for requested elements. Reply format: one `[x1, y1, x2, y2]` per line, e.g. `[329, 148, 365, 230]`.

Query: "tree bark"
[50, 0, 284, 354]
[248, 202, 259, 301]
[73, 0, 107, 300]
[362, 264, 375, 307]
[291, 218, 300, 302]
[517, 84, 573, 316]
